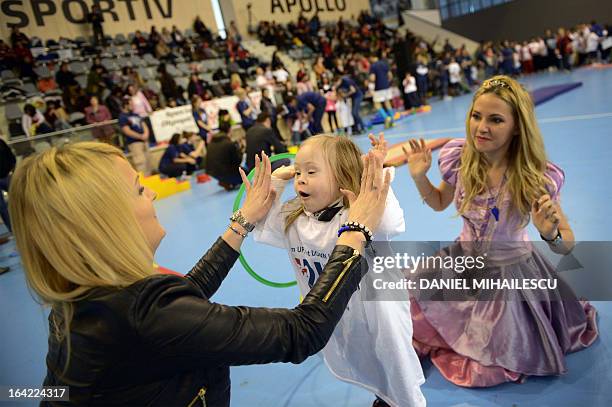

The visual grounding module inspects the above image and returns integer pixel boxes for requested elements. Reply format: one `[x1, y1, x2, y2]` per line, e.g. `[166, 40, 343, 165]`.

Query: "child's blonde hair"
[460, 75, 552, 220]
[284, 135, 363, 232]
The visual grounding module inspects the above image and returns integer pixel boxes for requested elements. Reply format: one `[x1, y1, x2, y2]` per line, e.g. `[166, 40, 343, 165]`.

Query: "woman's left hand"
[239, 152, 277, 224]
[531, 194, 560, 239]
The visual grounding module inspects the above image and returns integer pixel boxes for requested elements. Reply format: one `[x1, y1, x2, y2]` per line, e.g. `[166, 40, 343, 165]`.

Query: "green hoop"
[232, 152, 297, 288]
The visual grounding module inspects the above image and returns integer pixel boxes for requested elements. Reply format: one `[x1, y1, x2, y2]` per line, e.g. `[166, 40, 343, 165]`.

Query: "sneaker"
[384, 116, 392, 129]
[0, 266, 10, 275]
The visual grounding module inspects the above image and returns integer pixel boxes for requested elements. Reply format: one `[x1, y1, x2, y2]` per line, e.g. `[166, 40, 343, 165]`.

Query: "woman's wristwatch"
[541, 229, 563, 246]
[230, 210, 255, 233]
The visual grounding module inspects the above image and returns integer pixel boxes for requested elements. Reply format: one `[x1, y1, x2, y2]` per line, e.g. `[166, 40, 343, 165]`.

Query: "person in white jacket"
[254, 134, 426, 407]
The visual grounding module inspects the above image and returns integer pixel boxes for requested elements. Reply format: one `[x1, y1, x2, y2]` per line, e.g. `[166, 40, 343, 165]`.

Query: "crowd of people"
[1, 11, 611, 188]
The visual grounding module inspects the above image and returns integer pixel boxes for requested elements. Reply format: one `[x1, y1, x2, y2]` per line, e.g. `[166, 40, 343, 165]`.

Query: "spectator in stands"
[187, 73, 207, 99]
[22, 104, 53, 138]
[13, 40, 37, 81]
[158, 63, 180, 103]
[45, 100, 71, 131]
[191, 95, 211, 144]
[132, 30, 149, 55]
[0, 39, 16, 71]
[272, 65, 290, 84]
[56, 62, 80, 111]
[171, 25, 186, 47]
[149, 26, 161, 45]
[255, 66, 271, 90]
[312, 56, 327, 80]
[194, 16, 213, 43]
[236, 88, 257, 131]
[85, 96, 114, 144]
[127, 84, 153, 119]
[10, 27, 30, 48]
[155, 37, 176, 62]
[87, 4, 105, 47]
[205, 120, 244, 191]
[121, 67, 145, 89]
[160, 27, 173, 47]
[212, 67, 227, 81]
[228, 20, 242, 43]
[105, 86, 124, 119]
[245, 112, 289, 172]
[158, 133, 197, 178]
[119, 97, 151, 175]
[37, 71, 58, 94]
[86, 64, 106, 99]
[230, 72, 243, 91]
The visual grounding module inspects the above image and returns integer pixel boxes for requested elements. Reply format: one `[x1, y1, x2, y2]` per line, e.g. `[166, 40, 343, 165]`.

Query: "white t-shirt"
[403, 76, 417, 93]
[538, 39, 548, 56]
[587, 32, 600, 53]
[522, 46, 532, 61]
[273, 68, 289, 83]
[255, 74, 269, 89]
[254, 171, 426, 407]
[416, 64, 428, 76]
[448, 62, 461, 84]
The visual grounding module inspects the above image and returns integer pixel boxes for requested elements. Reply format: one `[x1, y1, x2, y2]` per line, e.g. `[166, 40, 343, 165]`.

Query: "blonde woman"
[10, 142, 390, 406]
[403, 75, 598, 386]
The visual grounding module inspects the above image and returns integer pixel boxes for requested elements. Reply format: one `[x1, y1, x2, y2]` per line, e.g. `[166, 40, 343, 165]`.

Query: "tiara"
[482, 79, 510, 89]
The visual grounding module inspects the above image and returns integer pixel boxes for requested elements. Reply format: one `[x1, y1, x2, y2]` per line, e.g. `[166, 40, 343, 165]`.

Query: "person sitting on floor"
[158, 133, 197, 178]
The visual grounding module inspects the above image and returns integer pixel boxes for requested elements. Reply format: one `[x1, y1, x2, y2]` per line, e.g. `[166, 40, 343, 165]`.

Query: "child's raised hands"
[271, 165, 295, 180]
[402, 138, 432, 180]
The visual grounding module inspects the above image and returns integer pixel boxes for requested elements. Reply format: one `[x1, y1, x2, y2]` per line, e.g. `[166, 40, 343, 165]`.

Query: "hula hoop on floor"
[232, 152, 297, 288]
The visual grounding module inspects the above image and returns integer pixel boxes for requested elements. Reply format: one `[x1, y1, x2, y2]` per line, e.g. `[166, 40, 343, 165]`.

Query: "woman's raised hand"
[402, 138, 432, 179]
[239, 152, 277, 224]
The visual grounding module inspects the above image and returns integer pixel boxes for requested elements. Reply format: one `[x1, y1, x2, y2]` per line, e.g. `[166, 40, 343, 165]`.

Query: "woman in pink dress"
[402, 75, 598, 387]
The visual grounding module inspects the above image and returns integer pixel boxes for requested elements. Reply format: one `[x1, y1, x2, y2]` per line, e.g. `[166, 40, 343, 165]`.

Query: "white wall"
[401, 10, 478, 54]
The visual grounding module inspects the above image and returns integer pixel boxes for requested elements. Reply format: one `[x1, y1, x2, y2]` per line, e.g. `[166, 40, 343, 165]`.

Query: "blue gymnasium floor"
[1, 67, 612, 407]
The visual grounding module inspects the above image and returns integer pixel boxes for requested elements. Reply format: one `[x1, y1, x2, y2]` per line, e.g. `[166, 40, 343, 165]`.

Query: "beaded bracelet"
[337, 221, 373, 242]
[229, 224, 247, 238]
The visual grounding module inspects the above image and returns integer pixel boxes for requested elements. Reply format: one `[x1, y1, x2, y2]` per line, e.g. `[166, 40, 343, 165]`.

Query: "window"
[440, 0, 512, 20]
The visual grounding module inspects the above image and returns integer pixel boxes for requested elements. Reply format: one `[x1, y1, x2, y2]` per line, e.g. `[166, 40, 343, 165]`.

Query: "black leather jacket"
[42, 237, 366, 406]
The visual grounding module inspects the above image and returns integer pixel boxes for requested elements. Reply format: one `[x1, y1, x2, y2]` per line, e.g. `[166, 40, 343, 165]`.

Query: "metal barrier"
[7, 120, 121, 156]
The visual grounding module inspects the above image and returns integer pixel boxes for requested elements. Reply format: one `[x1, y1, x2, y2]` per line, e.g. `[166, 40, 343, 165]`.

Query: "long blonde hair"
[459, 75, 551, 220]
[284, 135, 363, 232]
[9, 142, 157, 365]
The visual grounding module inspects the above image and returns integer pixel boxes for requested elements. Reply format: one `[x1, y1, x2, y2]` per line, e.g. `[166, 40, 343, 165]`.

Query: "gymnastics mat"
[531, 82, 582, 106]
[384, 137, 452, 167]
[368, 105, 432, 126]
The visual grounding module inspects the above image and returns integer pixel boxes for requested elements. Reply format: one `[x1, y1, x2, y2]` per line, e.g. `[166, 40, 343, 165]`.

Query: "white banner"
[149, 105, 198, 142]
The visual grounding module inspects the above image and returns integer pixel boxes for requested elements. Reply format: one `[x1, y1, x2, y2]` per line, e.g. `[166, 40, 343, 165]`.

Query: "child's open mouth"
[299, 191, 310, 198]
